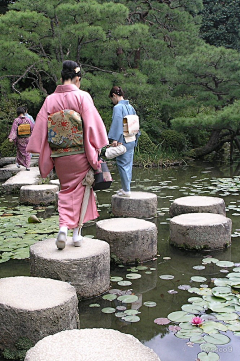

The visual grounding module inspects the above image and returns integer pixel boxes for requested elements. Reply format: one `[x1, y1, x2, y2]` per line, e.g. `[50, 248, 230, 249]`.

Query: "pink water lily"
[191, 316, 203, 326]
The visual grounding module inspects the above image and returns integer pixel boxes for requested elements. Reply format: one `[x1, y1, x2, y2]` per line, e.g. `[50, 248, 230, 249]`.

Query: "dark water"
[1, 160, 240, 361]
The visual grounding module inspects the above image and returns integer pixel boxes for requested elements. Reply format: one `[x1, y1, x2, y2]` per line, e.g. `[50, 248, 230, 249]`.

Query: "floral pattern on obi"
[48, 109, 84, 157]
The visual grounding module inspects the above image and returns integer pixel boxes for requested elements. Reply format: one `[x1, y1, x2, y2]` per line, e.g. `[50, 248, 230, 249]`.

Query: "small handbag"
[105, 144, 127, 159]
[93, 158, 112, 191]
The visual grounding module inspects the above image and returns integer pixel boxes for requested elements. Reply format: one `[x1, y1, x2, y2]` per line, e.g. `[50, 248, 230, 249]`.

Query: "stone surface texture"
[2, 167, 40, 193]
[169, 195, 226, 217]
[30, 238, 110, 298]
[170, 213, 232, 250]
[24, 328, 161, 361]
[112, 191, 157, 218]
[96, 218, 157, 263]
[20, 184, 59, 205]
[0, 164, 22, 181]
[0, 276, 79, 350]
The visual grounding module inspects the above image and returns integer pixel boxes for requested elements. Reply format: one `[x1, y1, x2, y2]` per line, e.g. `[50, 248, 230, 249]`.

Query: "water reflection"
[1, 160, 240, 360]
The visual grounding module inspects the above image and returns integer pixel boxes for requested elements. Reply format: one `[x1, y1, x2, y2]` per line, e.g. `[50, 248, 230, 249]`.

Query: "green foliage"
[2, 337, 34, 361]
[0, 0, 240, 159]
[137, 130, 157, 154]
[0, 139, 16, 157]
[200, 0, 240, 51]
[159, 129, 187, 152]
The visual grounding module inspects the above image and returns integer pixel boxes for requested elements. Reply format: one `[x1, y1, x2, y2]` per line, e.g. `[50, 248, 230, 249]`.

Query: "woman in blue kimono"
[108, 86, 137, 197]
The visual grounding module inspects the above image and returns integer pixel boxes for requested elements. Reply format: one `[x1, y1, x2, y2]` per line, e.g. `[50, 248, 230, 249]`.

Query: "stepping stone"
[24, 328, 161, 361]
[49, 179, 60, 186]
[169, 196, 226, 217]
[2, 167, 40, 193]
[30, 238, 110, 299]
[170, 213, 232, 250]
[0, 157, 15, 167]
[112, 191, 157, 218]
[20, 184, 59, 205]
[0, 276, 79, 350]
[96, 218, 157, 264]
[0, 164, 22, 181]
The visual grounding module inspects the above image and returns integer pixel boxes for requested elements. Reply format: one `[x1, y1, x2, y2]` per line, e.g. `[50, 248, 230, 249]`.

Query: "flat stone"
[169, 196, 226, 217]
[0, 164, 22, 181]
[0, 276, 79, 350]
[49, 179, 60, 185]
[2, 167, 40, 193]
[112, 191, 157, 218]
[24, 328, 161, 361]
[30, 237, 110, 299]
[170, 213, 232, 250]
[20, 184, 59, 205]
[96, 218, 157, 264]
[0, 157, 15, 167]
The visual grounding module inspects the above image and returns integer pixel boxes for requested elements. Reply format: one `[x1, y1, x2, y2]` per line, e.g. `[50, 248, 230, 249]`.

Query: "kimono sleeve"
[108, 104, 124, 143]
[26, 99, 54, 178]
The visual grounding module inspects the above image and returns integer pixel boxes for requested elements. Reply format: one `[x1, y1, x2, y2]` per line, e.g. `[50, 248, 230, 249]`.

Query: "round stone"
[0, 277, 79, 350]
[169, 196, 226, 217]
[170, 213, 232, 250]
[20, 184, 59, 205]
[112, 191, 157, 218]
[96, 218, 157, 263]
[30, 237, 110, 299]
[24, 328, 161, 361]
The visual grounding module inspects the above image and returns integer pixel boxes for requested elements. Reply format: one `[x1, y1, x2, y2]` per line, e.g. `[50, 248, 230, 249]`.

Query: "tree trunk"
[192, 129, 230, 158]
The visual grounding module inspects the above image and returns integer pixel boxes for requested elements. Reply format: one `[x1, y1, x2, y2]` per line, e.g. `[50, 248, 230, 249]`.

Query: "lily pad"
[101, 307, 116, 314]
[102, 294, 117, 301]
[202, 258, 219, 264]
[168, 311, 192, 323]
[193, 265, 206, 270]
[124, 309, 139, 315]
[117, 281, 132, 286]
[181, 304, 204, 313]
[117, 295, 138, 303]
[110, 277, 123, 282]
[204, 333, 230, 345]
[216, 261, 234, 268]
[144, 301, 157, 307]
[159, 274, 174, 280]
[197, 352, 219, 361]
[89, 303, 100, 308]
[136, 266, 148, 271]
[154, 318, 170, 325]
[191, 276, 207, 283]
[122, 315, 140, 323]
[126, 273, 141, 280]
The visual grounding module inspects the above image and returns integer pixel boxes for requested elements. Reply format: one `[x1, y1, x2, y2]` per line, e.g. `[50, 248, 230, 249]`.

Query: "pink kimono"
[27, 84, 108, 229]
[8, 116, 34, 168]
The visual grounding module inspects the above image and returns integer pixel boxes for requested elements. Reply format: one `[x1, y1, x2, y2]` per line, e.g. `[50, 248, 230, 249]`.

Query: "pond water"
[1, 160, 240, 361]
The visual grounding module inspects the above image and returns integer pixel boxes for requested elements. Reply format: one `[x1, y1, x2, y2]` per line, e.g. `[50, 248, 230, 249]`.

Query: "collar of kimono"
[54, 84, 79, 93]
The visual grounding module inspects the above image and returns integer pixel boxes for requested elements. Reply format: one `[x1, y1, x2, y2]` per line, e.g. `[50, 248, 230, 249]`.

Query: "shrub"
[0, 139, 16, 157]
[159, 129, 187, 152]
[137, 130, 157, 153]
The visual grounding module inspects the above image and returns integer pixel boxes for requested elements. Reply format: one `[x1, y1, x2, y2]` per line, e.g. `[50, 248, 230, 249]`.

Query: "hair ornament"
[75, 67, 81, 73]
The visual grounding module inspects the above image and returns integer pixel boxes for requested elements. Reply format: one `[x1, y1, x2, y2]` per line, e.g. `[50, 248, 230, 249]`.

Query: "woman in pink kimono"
[8, 106, 34, 171]
[27, 60, 108, 249]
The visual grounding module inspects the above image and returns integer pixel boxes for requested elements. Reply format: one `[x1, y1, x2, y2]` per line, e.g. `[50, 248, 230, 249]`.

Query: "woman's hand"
[9, 139, 13, 143]
[111, 140, 122, 147]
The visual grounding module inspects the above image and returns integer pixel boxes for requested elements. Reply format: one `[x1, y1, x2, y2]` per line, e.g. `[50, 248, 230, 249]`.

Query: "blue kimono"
[108, 100, 136, 192]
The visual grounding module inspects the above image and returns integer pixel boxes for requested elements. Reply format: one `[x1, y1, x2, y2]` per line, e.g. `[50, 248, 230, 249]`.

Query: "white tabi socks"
[72, 227, 83, 247]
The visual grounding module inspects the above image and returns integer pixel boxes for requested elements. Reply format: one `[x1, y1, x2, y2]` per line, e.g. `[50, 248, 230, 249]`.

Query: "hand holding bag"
[105, 144, 127, 159]
[93, 158, 112, 190]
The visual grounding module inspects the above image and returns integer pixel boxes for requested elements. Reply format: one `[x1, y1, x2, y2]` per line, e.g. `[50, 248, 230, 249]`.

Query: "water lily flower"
[191, 316, 203, 326]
